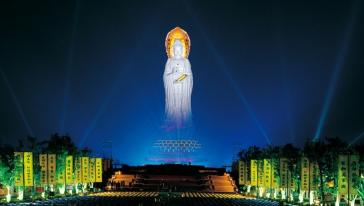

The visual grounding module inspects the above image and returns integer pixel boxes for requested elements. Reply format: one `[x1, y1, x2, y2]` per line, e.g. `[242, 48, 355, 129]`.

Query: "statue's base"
[148, 139, 202, 164]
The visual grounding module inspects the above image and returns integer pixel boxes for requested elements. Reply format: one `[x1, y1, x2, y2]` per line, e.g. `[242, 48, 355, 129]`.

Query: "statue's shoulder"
[167, 57, 189, 65]
[184, 58, 191, 66]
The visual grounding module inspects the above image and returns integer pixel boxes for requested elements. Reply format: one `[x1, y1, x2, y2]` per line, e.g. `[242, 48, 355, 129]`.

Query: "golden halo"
[165, 27, 190, 58]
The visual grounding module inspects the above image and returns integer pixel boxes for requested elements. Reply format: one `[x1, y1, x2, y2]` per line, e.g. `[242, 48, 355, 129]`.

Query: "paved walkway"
[5, 192, 280, 206]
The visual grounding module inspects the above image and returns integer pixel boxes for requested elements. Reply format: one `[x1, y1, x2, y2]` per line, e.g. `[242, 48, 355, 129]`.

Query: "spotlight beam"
[348, 131, 364, 147]
[78, 25, 153, 148]
[272, 11, 296, 144]
[78, 3, 162, 148]
[314, 2, 360, 140]
[78, 57, 137, 148]
[0, 68, 34, 136]
[183, 1, 271, 145]
[59, 0, 80, 133]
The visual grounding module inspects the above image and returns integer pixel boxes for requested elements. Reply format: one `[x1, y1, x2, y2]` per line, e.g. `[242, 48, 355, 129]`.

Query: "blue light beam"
[314, 2, 360, 140]
[78, 57, 138, 148]
[348, 131, 364, 147]
[183, 1, 272, 145]
[78, 25, 153, 148]
[60, 0, 80, 133]
[0, 68, 34, 136]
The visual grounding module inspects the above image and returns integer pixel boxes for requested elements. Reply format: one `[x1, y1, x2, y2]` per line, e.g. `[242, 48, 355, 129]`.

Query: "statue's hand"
[166, 67, 180, 76]
[174, 74, 188, 83]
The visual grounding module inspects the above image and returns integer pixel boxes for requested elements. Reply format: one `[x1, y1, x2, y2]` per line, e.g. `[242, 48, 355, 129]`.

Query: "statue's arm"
[164, 59, 176, 76]
[184, 59, 192, 76]
[184, 59, 193, 84]
[174, 59, 192, 83]
[163, 59, 170, 75]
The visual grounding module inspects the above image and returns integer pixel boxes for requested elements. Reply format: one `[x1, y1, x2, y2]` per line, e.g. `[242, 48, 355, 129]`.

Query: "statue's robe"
[163, 57, 193, 129]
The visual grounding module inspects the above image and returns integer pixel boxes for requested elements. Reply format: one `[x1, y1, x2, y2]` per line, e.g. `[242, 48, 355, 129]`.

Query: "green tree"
[303, 137, 348, 205]
[280, 144, 300, 202]
[42, 133, 78, 155]
[303, 139, 327, 204]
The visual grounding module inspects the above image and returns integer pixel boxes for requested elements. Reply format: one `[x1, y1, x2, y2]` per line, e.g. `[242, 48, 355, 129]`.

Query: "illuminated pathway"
[6, 192, 280, 206]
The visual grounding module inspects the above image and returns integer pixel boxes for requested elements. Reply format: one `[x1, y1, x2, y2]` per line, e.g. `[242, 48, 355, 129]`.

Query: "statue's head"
[165, 27, 190, 58]
[173, 39, 183, 58]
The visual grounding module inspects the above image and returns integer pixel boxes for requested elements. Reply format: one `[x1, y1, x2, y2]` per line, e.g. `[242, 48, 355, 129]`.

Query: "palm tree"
[43, 133, 78, 155]
[245, 146, 262, 160]
[303, 139, 327, 205]
[280, 144, 300, 202]
[26, 136, 38, 151]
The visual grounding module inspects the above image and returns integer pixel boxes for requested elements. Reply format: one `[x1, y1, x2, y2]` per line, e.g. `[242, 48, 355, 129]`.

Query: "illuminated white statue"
[163, 27, 193, 128]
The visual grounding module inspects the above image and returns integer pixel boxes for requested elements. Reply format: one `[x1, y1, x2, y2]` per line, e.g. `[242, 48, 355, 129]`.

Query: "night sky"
[1, 0, 363, 166]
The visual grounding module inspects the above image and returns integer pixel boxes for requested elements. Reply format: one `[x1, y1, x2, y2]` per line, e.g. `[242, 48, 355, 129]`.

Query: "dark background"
[0, 0, 363, 166]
